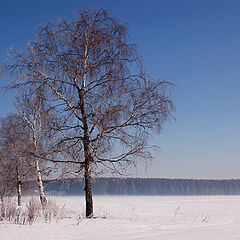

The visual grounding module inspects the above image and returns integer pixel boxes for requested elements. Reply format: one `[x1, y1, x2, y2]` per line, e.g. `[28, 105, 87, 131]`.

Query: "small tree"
[1, 8, 174, 217]
[15, 87, 49, 206]
[14, 84, 79, 206]
[0, 147, 16, 202]
[0, 114, 34, 206]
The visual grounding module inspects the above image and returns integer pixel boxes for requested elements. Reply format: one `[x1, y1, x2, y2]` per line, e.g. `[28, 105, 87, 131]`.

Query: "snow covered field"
[1, 195, 240, 240]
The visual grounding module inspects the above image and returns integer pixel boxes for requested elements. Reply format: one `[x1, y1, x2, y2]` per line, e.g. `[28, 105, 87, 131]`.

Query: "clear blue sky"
[1, 0, 240, 179]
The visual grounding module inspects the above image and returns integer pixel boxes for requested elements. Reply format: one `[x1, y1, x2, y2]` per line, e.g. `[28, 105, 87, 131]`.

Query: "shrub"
[0, 197, 17, 221]
[26, 197, 41, 224]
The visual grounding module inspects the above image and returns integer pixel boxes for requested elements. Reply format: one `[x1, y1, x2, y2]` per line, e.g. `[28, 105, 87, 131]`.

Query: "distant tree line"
[45, 177, 240, 196]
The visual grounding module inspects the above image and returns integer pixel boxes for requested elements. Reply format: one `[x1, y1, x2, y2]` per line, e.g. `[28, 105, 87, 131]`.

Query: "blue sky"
[1, 0, 240, 179]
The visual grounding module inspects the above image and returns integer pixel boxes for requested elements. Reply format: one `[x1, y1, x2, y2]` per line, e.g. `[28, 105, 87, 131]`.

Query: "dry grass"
[0, 196, 76, 225]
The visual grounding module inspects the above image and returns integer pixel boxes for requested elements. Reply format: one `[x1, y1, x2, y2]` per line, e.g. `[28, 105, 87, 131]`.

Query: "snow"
[1, 195, 240, 240]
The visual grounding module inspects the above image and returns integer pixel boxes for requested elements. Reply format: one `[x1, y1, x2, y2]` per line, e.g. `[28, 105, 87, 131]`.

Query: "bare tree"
[15, 87, 49, 206]
[14, 85, 81, 206]
[0, 146, 16, 203]
[1, 8, 174, 217]
[0, 114, 34, 206]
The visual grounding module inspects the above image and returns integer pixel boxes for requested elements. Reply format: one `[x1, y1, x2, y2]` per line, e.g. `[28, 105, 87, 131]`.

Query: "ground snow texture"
[1, 195, 240, 240]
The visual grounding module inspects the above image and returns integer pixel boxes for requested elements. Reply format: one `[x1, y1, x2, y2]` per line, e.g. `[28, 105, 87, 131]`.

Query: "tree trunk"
[79, 81, 94, 218]
[36, 158, 47, 207]
[84, 157, 93, 218]
[16, 165, 22, 207]
[83, 132, 93, 218]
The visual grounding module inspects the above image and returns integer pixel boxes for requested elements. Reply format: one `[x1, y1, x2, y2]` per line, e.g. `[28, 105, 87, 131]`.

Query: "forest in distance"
[44, 177, 240, 196]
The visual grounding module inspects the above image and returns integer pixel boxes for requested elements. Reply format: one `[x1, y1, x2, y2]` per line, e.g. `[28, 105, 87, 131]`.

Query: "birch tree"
[15, 87, 49, 206]
[0, 114, 33, 206]
[0, 146, 16, 203]
[1, 8, 174, 217]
